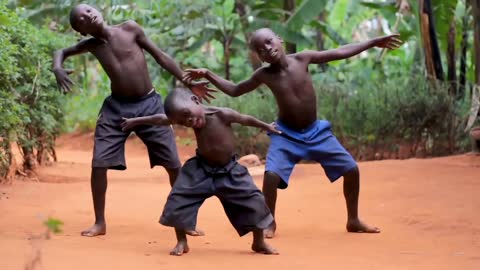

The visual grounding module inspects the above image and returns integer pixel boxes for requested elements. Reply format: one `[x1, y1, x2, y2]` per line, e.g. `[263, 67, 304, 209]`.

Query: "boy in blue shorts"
[184, 28, 402, 238]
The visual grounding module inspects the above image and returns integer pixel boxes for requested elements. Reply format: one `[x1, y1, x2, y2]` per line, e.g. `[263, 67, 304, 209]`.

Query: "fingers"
[202, 96, 212, 104]
[65, 69, 75, 75]
[61, 81, 72, 93]
[206, 87, 217, 93]
[205, 92, 216, 100]
[182, 73, 193, 83]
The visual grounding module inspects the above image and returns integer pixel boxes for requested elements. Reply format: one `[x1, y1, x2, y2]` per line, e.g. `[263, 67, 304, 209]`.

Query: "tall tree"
[419, 0, 445, 80]
[283, 0, 296, 53]
[447, 19, 457, 95]
[459, 1, 470, 99]
[473, 0, 480, 86]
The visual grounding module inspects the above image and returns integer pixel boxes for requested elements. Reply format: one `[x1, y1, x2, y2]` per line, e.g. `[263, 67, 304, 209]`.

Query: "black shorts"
[92, 90, 181, 170]
[160, 155, 273, 236]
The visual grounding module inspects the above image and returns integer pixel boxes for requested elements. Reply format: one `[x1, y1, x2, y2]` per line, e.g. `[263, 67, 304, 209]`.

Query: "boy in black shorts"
[121, 89, 279, 255]
[52, 4, 212, 237]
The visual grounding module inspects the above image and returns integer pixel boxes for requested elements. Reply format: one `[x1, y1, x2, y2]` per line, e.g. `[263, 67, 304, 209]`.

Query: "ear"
[277, 35, 283, 43]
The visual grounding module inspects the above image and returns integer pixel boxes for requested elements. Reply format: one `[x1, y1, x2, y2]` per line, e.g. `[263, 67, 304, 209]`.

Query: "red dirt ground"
[1, 132, 479, 270]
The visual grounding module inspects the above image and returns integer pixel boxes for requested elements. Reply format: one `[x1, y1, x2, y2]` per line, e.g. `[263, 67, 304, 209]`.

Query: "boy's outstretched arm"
[299, 34, 402, 64]
[183, 68, 262, 97]
[130, 21, 215, 102]
[219, 108, 280, 134]
[52, 38, 93, 93]
[121, 114, 170, 131]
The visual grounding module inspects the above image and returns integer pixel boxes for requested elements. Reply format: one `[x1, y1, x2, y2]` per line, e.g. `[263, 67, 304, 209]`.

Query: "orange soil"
[1, 132, 479, 270]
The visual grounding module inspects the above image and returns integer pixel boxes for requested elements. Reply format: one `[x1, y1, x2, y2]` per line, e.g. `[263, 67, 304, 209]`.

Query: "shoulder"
[215, 107, 238, 120]
[290, 51, 311, 62]
[75, 37, 99, 49]
[251, 66, 267, 80]
[120, 20, 144, 34]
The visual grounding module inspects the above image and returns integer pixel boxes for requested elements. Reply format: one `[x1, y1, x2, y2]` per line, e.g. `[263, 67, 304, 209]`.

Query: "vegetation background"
[1, 0, 479, 182]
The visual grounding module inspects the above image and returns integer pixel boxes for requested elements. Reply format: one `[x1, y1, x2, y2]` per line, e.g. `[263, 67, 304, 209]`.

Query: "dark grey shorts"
[92, 91, 181, 170]
[160, 155, 273, 236]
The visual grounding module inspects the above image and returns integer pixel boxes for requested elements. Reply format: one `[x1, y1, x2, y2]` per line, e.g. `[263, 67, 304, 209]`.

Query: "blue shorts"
[265, 120, 357, 189]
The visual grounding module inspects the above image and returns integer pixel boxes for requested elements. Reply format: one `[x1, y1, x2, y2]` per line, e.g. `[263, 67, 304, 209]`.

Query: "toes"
[186, 230, 205, 236]
[170, 248, 184, 256]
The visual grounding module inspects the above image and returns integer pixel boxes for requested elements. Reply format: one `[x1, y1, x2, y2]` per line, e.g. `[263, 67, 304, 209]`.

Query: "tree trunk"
[419, 0, 444, 80]
[458, 1, 469, 99]
[223, 37, 232, 80]
[473, 0, 480, 86]
[419, 0, 435, 78]
[447, 19, 457, 96]
[283, 0, 296, 53]
[234, 0, 262, 70]
[316, 12, 327, 72]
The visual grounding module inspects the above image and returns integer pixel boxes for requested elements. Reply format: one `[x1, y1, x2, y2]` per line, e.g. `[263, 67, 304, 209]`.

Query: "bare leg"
[81, 168, 107, 237]
[262, 171, 281, 238]
[251, 229, 278, 255]
[343, 166, 380, 233]
[165, 167, 204, 237]
[170, 228, 189, 256]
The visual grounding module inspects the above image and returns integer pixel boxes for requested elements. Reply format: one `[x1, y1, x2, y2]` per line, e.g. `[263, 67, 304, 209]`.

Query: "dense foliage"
[0, 4, 72, 180]
[1, 0, 478, 181]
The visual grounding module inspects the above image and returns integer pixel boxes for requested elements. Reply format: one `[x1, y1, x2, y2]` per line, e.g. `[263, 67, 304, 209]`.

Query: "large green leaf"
[248, 17, 313, 46]
[286, 0, 328, 29]
[432, 0, 459, 52]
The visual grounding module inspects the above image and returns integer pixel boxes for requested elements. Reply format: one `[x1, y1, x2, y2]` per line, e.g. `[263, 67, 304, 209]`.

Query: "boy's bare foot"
[170, 241, 189, 256]
[346, 219, 380, 233]
[186, 229, 205, 236]
[263, 221, 276, 238]
[252, 242, 279, 255]
[81, 223, 106, 237]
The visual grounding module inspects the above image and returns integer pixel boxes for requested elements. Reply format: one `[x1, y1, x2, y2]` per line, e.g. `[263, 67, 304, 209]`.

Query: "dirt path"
[1, 133, 480, 270]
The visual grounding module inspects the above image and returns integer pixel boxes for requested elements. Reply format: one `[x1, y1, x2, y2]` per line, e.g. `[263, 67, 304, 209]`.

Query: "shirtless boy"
[184, 28, 402, 238]
[53, 4, 211, 237]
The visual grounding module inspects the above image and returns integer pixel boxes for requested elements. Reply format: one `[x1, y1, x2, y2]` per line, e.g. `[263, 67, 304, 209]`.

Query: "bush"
[0, 5, 72, 180]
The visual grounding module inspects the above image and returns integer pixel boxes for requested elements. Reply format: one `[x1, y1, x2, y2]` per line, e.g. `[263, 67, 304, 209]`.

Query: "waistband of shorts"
[195, 150, 238, 174]
[110, 88, 157, 103]
[276, 119, 319, 134]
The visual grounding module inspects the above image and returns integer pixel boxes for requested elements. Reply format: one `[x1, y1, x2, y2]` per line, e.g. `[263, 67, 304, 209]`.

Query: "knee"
[344, 165, 359, 178]
[166, 167, 180, 178]
[92, 167, 107, 177]
[263, 171, 281, 187]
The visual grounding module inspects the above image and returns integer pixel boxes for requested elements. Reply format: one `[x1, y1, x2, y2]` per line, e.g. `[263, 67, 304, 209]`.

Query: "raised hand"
[187, 80, 217, 104]
[183, 68, 209, 82]
[53, 68, 74, 94]
[372, 34, 402, 50]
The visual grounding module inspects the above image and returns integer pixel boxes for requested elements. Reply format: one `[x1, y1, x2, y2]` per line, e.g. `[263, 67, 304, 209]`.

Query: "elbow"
[230, 88, 243, 97]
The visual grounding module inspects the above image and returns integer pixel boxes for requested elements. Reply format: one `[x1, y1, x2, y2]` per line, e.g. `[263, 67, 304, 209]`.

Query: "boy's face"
[251, 29, 284, 64]
[169, 96, 206, 129]
[72, 4, 104, 35]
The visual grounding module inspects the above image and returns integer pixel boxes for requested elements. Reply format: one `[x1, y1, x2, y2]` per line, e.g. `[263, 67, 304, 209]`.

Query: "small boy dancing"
[122, 89, 279, 255]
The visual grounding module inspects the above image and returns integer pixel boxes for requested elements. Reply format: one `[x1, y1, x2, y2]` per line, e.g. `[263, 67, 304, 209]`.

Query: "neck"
[91, 23, 109, 42]
[270, 54, 288, 69]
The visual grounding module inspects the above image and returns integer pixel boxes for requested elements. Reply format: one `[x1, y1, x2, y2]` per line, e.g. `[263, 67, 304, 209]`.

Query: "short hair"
[69, 4, 89, 35]
[164, 88, 195, 117]
[248, 27, 276, 50]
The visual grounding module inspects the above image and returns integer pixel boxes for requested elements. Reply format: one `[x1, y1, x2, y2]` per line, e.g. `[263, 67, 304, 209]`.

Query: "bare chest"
[91, 31, 141, 63]
[263, 61, 312, 96]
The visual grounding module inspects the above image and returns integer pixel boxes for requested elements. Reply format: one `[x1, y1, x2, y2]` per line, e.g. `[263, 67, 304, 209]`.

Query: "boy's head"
[164, 89, 206, 129]
[70, 4, 104, 36]
[249, 28, 285, 64]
